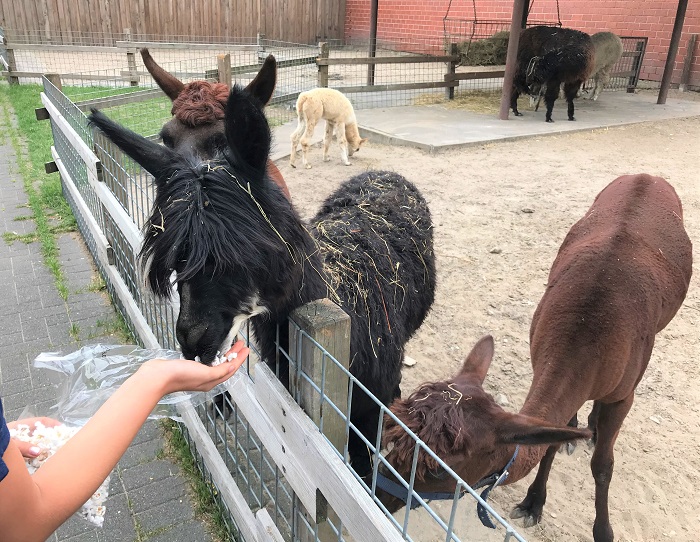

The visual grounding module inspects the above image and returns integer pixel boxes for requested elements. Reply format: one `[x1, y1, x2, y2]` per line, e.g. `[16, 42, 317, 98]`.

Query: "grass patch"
[73, 274, 107, 295]
[2, 231, 39, 244]
[68, 322, 81, 341]
[92, 313, 137, 343]
[414, 90, 503, 115]
[0, 84, 77, 300]
[161, 419, 237, 542]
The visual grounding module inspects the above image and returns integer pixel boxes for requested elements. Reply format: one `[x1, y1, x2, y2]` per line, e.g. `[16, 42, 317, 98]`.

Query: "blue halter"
[375, 445, 520, 529]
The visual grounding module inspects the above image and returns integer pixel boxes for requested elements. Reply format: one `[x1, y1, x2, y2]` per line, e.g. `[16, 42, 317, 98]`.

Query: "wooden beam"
[41, 92, 99, 179]
[51, 146, 160, 349]
[75, 89, 165, 112]
[332, 81, 456, 94]
[317, 55, 458, 65]
[115, 40, 259, 51]
[4, 43, 119, 53]
[445, 69, 505, 81]
[250, 364, 404, 542]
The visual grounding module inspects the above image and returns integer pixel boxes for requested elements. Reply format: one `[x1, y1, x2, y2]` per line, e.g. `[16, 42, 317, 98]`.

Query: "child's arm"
[0, 342, 248, 542]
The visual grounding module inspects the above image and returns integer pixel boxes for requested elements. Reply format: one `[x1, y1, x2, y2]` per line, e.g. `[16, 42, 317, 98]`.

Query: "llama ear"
[459, 335, 494, 383]
[244, 55, 277, 105]
[497, 413, 592, 445]
[360, 138, 369, 145]
[223, 88, 271, 180]
[88, 109, 180, 180]
[141, 48, 185, 101]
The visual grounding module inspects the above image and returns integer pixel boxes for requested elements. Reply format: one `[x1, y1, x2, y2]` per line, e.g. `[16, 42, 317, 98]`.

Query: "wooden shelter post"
[367, 0, 379, 85]
[499, 0, 529, 119]
[658, 0, 689, 104]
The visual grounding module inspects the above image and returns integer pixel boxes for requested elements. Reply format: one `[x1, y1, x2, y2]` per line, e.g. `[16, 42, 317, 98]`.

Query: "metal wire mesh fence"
[441, 21, 647, 95]
[41, 55, 530, 540]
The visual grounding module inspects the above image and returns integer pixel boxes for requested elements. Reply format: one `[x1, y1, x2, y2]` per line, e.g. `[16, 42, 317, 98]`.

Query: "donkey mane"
[171, 80, 230, 126]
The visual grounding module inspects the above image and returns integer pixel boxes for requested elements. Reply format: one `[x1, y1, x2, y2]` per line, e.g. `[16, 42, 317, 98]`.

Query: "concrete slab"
[270, 92, 700, 159]
[353, 92, 700, 152]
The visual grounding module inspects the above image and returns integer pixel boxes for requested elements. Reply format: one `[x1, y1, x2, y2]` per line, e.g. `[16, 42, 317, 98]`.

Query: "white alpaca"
[290, 88, 367, 169]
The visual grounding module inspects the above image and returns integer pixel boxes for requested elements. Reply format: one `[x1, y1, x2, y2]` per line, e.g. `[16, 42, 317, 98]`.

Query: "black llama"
[88, 57, 436, 477]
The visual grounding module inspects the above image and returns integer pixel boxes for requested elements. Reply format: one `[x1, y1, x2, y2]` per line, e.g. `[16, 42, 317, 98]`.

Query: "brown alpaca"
[381, 174, 692, 542]
[289, 88, 367, 169]
[140, 48, 290, 200]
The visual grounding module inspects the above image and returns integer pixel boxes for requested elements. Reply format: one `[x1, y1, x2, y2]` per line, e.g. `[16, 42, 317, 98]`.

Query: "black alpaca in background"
[88, 58, 436, 478]
[511, 26, 595, 122]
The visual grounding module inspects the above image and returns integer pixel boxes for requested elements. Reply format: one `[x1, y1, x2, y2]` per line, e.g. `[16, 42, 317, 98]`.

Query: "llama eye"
[160, 131, 174, 148]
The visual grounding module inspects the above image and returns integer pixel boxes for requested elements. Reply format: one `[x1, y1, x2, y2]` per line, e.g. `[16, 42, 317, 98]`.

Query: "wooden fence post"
[6, 47, 19, 85]
[289, 298, 350, 540]
[126, 51, 138, 86]
[123, 28, 139, 86]
[679, 34, 697, 92]
[317, 42, 329, 88]
[446, 42, 459, 100]
[45, 73, 62, 91]
[217, 53, 232, 87]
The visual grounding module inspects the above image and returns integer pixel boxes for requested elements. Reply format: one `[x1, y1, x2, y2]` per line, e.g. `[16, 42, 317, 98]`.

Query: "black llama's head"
[142, 48, 277, 159]
[89, 57, 303, 363]
[525, 52, 558, 88]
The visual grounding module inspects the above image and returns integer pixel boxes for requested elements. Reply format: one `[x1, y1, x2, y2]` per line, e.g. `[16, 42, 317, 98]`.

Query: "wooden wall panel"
[0, 0, 344, 44]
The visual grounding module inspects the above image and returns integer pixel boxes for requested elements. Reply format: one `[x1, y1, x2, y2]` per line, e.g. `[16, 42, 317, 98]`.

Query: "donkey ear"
[497, 413, 592, 445]
[459, 335, 494, 383]
[88, 109, 179, 180]
[244, 55, 277, 105]
[141, 48, 185, 101]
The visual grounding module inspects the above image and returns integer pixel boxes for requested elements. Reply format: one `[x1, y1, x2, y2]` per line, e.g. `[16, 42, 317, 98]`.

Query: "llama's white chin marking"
[217, 294, 267, 360]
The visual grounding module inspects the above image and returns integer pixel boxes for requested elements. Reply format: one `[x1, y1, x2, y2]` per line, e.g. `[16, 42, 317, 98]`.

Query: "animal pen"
[8, 30, 645, 541]
[18, 36, 532, 542]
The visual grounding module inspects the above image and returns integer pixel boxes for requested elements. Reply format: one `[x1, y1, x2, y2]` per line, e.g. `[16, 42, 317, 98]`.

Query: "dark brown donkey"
[381, 174, 692, 542]
[141, 48, 290, 200]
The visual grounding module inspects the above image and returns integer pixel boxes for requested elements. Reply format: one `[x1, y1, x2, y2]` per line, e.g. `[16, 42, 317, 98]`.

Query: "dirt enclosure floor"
[276, 115, 700, 542]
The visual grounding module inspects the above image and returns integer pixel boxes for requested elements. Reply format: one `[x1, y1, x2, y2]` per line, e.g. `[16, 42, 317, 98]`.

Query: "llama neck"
[519, 379, 586, 427]
[499, 377, 588, 483]
[503, 442, 551, 484]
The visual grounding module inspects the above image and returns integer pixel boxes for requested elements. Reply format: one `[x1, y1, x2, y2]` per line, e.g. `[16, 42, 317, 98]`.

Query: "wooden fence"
[0, 0, 345, 45]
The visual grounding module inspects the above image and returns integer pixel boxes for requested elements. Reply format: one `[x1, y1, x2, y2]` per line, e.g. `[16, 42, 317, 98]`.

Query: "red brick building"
[344, 0, 700, 88]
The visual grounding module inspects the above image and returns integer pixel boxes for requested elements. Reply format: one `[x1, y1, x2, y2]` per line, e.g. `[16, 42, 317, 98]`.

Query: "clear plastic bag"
[33, 343, 239, 425]
[11, 344, 240, 528]
[9, 414, 110, 527]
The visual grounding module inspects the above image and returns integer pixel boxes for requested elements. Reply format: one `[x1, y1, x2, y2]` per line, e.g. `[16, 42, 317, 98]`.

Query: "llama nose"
[176, 322, 208, 360]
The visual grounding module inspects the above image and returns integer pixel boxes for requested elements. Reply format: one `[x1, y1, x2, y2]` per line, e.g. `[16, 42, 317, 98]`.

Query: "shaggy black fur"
[88, 63, 436, 478]
[511, 26, 595, 122]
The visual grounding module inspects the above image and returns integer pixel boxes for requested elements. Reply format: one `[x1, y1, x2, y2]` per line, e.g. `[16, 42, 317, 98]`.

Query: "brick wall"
[344, 0, 700, 87]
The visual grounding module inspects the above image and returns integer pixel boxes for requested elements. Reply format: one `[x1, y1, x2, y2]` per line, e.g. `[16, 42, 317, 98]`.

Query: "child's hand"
[7, 417, 63, 459]
[141, 340, 250, 395]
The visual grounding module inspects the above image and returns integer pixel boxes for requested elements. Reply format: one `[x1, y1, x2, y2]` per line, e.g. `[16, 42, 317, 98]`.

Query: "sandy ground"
[275, 114, 700, 542]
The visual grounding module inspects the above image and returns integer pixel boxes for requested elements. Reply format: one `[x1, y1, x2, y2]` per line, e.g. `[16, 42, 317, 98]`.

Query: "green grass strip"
[161, 419, 238, 542]
[0, 83, 76, 299]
